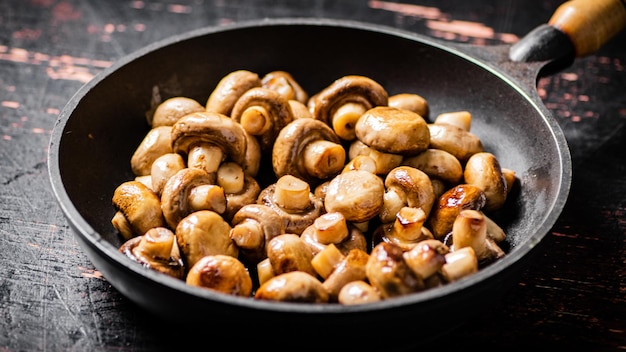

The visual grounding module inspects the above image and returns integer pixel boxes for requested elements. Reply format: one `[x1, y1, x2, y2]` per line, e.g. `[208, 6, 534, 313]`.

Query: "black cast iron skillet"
[48, 0, 625, 350]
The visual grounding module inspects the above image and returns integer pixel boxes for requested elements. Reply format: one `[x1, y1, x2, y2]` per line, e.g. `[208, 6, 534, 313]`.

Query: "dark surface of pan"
[48, 18, 570, 349]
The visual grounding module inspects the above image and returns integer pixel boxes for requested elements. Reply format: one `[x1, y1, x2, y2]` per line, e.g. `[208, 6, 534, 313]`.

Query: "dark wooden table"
[1, 0, 625, 350]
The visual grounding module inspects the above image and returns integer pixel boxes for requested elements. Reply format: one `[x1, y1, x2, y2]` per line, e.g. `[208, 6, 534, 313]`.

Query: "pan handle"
[510, 0, 626, 62]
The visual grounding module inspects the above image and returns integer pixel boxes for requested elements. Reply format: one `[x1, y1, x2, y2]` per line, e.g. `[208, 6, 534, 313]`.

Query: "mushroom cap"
[355, 106, 430, 156]
[160, 168, 215, 229]
[257, 182, 325, 235]
[272, 118, 343, 184]
[130, 126, 173, 176]
[427, 184, 487, 240]
[254, 271, 329, 303]
[384, 166, 435, 218]
[366, 242, 424, 299]
[112, 180, 166, 237]
[175, 210, 238, 269]
[231, 87, 294, 152]
[118, 227, 184, 279]
[427, 123, 484, 163]
[186, 254, 253, 297]
[463, 152, 508, 212]
[323, 170, 385, 223]
[171, 111, 248, 166]
[230, 203, 285, 263]
[309, 75, 388, 126]
[261, 70, 309, 103]
[223, 174, 261, 222]
[151, 96, 205, 127]
[205, 69, 261, 115]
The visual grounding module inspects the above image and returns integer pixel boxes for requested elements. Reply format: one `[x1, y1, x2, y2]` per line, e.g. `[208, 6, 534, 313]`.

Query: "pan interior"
[53, 22, 566, 309]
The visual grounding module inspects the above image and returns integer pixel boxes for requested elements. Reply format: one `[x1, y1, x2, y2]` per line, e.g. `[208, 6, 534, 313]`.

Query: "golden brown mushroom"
[401, 149, 463, 186]
[175, 210, 238, 269]
[257, 174, 325, 235]
[130, 126, 173, 176]
[261, 70, 308, 104]
[427, 123, 484, 163]
[230, 87, 294, 152]
[348, 140, 403, 175]
[322, 248, 370, 301]
[151, 96, 205, 127]
[434, 110, 472, 131]
[160, 168, 225, 229]
[337, 280, 382, 305]
[355, 106, 430, 156]
[119, 227, 185, 279]
[402, 239, 448, 284]
[265, 234, 316, 276]
[451, 209, 505, 265]
[229, 203, 285, 264]
[427, 183, 487, 241]
[272, 118, 346, 185]
[112, 180, 166, 239]
[150, 153, 186, 196]
[300, 211, 368, 257]
[463, 152, 508, 212]
[216, 161, 261, 221]
[309, 75, 388, 141]
[254, 271, 329, 303]
[379, 166, 436, 224]
[186, 254, 253, 297]
[205, 70, 261, 115]
[323, 169, 385, 224]
[366, 242, 424, 299]
[388, 93, 429, 118]
[373, 206, 434, 251]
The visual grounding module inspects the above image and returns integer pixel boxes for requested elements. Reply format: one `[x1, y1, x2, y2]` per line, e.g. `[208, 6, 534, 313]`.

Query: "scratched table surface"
[1, 0, 625, 351]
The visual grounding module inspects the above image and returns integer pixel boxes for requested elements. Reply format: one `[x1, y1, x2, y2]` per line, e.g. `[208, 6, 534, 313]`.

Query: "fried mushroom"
[119, 227, 184, 279]
[186, 254, 253, 297]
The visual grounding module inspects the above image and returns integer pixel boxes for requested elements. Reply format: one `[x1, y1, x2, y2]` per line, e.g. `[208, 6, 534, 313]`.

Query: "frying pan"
[47, 0, 625, 350]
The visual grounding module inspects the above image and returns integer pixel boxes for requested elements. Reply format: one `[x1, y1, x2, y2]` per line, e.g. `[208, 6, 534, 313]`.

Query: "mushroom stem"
[216, 162, 245, 194]
[440, 246, 478, 282]
[452, 209, 505, 264]
[239, 106, 272, 136]
[331, 102, 367, 140]
[312, 212, 349, 245]
[187, 184, 227, 214]
[392, 207, 428, 242]
[274, 174, 311, 211]
[230, 219, 264, 250]
[302, 140, 346, 179]
[187, 142, 224, 174]
[311, 243, 345, 279]
[134, 227, 177, 260]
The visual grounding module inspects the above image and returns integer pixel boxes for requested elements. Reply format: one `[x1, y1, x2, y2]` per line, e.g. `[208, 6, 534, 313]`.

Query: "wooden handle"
[548, 0, 626, 57]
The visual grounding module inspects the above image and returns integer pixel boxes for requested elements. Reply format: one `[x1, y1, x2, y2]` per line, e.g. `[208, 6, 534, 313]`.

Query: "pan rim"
[47, 17, 572, 315]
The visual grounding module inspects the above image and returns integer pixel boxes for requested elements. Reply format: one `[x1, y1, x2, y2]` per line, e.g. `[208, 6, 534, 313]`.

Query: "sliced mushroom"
[323, 169, 385, 223]
[205, 70, 261, 115]
[119, 227, 185, 279]
[451, 209, 505, 265]
[175, 210, 238, 269]
[130, 126, 173, 176]
[355, 106, 430, 156]
[427, 123, 484, 163]
[401, 149, 463, 186]
[229, 204, 285, 264]
[366, 242, 424, 299]
[337, 280, 382, 305]
[388, 93, 429, 118]
[272, 118, 346, 185]
[427, 184, 487, 240]
[379, 166, 435, 223]
[151, 96, 205, 127]
[160, 168, 224, 230]
[112, 180, 166, 238]
[231, 87, 294, 152]
[322, 248, 370, 301]
[186, 254, 253, 297]
[257, 174, 325, 235]
[309, 75, 388, 141]
[261, 70, 308, 104]
[463, 152, 508, 212]
[254, 271, 329, 303]
[265, 234, 316, 276]
[171, 111, 248, 174]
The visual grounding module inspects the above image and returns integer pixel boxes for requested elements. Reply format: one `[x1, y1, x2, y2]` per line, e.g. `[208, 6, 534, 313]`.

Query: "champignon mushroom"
[130, 126, 173, 176]
[463, 152, 508, 212]
[401, 149, 463, 186]
[160, 168, 225, 229]
[309, 75, 388, 141]
[171, 111, 248, 175]
[261, 70, 308, 104]
[388, 93, 429, 118]
[323, 169, 385, 223]
[150, 153, 186, 196]
[402, 239, 448, 282]
[119, 227, 185, 279]
[229, 203, 285, 264]
[440, 246, 478, 282]
[265, 234, 316, 276]
[254, 271, 329, 303]
[216, 161, 261, 221]
[427, 123, 484, 163]
[355, 106, 430, 156]
[230, 87, 294, 152]
[175, 210, 238, 269]
[322, 248, 370, 301]
[112, 180, 166, 239]
[185, 254, 253, 297]
[373, 206, 434, 251]
[272, 118, 346, 185]
[451, 209, 505, 265]
[434, 110, 472, 131]
[427, 184, 487, 240]
[257, 174, 325, 235]
[379, 166, 436, 223]
[288, 100, 313, 119]
[348, 140, 403, 175]
[366, 242, 424, 299]
[205, 70, 261, 115]
[300, 211, 368, 256]
[337, 280, 382, 305]
[151, 96, 205, 127]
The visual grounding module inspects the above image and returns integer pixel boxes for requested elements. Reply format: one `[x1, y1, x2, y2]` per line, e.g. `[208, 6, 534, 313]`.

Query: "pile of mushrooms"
[111, 69, 516, 304]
